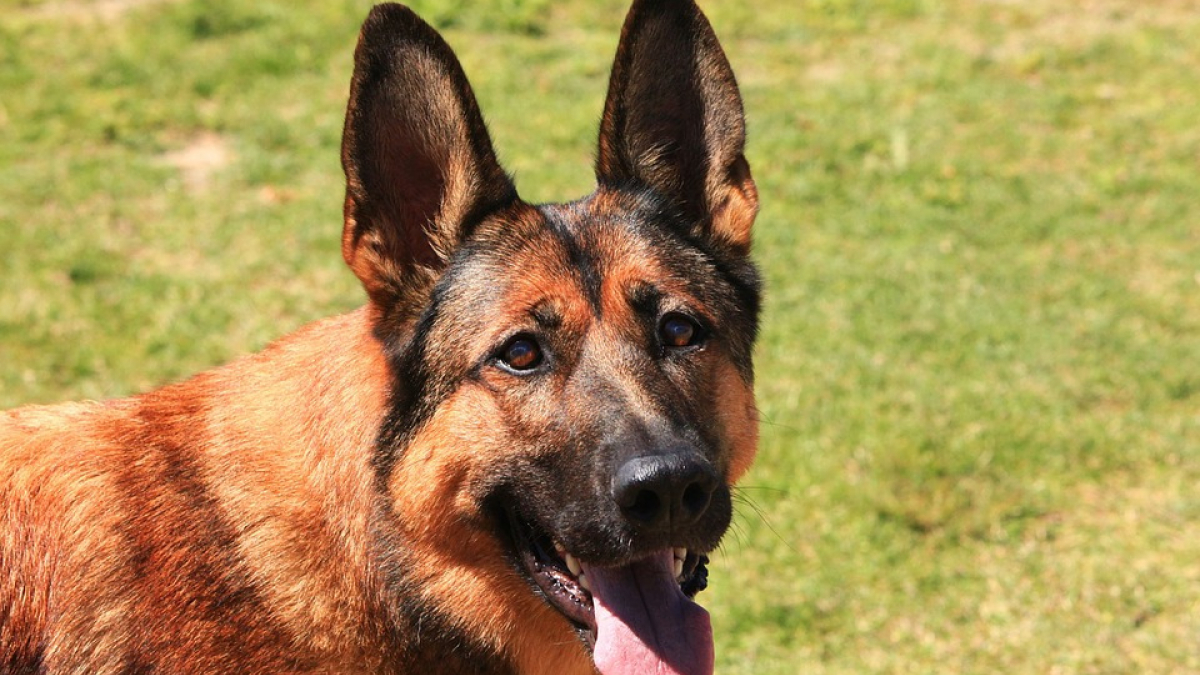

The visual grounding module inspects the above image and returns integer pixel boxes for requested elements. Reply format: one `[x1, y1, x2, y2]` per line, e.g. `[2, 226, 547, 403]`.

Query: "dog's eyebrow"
[529, 302, 563, 329]
[626, 281, 662, 318]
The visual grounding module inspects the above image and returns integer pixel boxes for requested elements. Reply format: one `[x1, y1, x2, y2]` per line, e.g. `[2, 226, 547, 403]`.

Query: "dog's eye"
[499, 336, 543, 371]
[659, 314, 701, 349]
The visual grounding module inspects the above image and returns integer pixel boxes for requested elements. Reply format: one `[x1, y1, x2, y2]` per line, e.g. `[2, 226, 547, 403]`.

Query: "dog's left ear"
[341, 3, 518, 310]
[596, 0, 757, 253]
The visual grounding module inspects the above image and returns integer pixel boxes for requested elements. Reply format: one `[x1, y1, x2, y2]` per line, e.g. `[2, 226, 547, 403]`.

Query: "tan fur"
[1, 308, 392, 671]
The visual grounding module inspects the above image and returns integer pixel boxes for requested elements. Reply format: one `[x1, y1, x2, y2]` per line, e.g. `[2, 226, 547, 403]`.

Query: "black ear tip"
[622, 0, 709, 36]
[629, 0, 700, 14]
[356, 2, 458, 71]
[360, 3, 436, 44]
[364, 2, 415, 27]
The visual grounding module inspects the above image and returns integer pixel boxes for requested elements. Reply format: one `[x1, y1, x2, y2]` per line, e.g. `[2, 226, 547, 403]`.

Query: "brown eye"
[499, 336, 543, 371]
[660, 314, 700, 349]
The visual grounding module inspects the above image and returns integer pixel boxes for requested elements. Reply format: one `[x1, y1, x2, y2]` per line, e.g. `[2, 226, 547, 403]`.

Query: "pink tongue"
[580, 550, 714, 675]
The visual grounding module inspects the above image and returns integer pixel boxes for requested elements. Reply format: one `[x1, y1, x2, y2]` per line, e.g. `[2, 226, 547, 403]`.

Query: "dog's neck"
[155, 306, 390, 664]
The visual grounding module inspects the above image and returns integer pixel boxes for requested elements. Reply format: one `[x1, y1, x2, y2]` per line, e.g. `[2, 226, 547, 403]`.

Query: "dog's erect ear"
[596, 0, 757, 252]
[341, 3, 518, 307]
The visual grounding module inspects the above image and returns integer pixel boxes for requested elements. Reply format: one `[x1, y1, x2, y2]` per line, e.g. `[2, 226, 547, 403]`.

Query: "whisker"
[731, 486, 799, 556]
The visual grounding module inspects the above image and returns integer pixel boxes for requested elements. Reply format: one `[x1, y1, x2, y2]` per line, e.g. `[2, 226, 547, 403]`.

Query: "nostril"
[625, 490, 662, 524]
[681, 482, 711, 519]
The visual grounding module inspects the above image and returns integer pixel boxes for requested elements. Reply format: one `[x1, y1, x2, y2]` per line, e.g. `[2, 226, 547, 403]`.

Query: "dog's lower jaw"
[358, 543, 596, 675]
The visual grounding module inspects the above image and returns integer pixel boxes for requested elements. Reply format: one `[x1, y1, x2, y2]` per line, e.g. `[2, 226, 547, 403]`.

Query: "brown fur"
[2, 310, 390, 672]
[1, 2, 759, 673]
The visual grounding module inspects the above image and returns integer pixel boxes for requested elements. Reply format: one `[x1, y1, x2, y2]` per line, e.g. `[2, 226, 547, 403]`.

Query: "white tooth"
[673, 547, 688, 561]
[565, 553, 582, 577]
[673, 557, 685, 581]
[578, 572, 591, 592]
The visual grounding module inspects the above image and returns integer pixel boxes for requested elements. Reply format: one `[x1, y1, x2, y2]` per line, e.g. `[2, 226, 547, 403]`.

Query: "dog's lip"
[500, 506, 710, 647]
[504, 507, 597, 637]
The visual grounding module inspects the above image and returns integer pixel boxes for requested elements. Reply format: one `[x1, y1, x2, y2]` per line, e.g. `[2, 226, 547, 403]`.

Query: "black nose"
[614, 453, 719, 530]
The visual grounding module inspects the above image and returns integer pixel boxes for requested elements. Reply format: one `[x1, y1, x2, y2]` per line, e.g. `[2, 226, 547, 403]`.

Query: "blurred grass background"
[1, 0, 1198, 673]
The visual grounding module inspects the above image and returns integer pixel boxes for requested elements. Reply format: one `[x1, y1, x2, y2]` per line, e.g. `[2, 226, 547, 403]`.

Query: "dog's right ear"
[341, 3, 518, 310]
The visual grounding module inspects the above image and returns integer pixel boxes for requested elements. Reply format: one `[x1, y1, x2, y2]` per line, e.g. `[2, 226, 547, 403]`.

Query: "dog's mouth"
[504, 508, 715, 675]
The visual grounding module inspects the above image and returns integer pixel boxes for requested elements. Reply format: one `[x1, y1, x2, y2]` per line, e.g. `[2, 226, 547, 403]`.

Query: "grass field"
[2, 0, 1198, 672]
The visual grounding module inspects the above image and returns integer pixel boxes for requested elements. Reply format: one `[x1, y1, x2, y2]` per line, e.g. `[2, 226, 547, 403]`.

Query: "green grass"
[2, 1, 1198, 673]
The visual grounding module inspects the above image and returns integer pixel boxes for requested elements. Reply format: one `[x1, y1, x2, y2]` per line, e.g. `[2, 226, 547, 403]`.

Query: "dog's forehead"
[426, 192, 719, 369]
[465, 193, 706, 318]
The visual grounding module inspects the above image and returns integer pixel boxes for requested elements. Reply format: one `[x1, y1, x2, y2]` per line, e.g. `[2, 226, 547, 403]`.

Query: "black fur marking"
[2, 648, 45, 675]
[367, 510, 519, 675]
[370, 238, 505, 484]
[624, 281, 668, 357]
[626, 281, 664, 320]
[371, 307, 437, 484]
[531, 301, 563, 330]
[541, 206, 604, 314]
[106, 400, 307, 671]
[119, 654, 158, 675]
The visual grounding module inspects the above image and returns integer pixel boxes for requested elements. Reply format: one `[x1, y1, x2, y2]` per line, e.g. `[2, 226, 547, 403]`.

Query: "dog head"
[340, 2, 759, 673]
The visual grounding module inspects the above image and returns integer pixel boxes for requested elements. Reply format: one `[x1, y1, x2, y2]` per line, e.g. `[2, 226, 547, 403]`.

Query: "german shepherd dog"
[0, 0, 760, 673]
